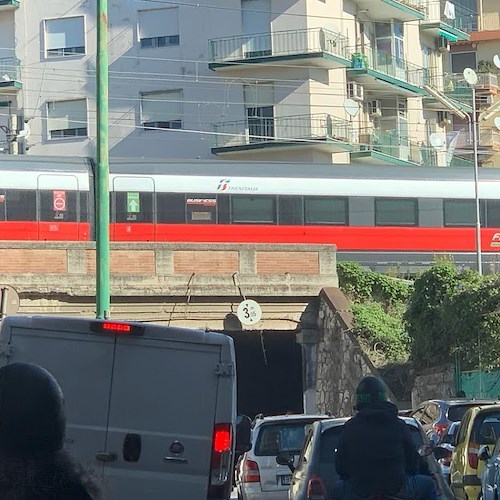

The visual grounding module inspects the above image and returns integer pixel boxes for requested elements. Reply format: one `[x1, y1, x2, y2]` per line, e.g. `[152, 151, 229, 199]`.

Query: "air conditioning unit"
[347, 82, 364, 102]
[437, 37, 450, 52]
[437, 111, 451, 126]
[368, 100, 382, 118]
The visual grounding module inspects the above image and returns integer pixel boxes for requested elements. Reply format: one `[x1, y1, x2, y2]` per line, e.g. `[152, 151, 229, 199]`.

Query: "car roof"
[253, 414, 330, 426]
[420, 399, 500, 405]
[318, 416, 421, 432]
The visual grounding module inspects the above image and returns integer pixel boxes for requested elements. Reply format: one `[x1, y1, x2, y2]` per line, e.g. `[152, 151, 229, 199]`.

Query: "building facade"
[0, 0, 493, 166]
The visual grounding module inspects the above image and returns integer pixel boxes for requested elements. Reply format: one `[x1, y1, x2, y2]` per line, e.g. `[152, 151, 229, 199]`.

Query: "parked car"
[280, 416, 453, 500]
[411, 399, 498, 439]
[449, 405, 500, 500]
[479, 437, 500, 500]
[436, 421, 460, 483]
[235, 414, 330, 500]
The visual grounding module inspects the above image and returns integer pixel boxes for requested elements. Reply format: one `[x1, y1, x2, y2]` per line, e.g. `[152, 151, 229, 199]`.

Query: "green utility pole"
[96, 0, 110, 318]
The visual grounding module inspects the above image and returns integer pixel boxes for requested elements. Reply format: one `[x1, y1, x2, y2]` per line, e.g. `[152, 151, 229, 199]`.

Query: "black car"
[410, 399, 499, 440]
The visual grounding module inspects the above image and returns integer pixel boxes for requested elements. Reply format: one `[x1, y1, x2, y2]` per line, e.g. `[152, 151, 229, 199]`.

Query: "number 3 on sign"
[237, 300, 262, 326]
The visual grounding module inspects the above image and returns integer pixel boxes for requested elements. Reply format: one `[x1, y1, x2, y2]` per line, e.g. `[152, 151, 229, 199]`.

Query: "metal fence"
[425, 0, 478, 32]
[0, 57, 21, 83]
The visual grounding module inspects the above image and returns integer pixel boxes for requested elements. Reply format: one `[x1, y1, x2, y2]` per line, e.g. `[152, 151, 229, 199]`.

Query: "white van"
[0, 315, 248, 500]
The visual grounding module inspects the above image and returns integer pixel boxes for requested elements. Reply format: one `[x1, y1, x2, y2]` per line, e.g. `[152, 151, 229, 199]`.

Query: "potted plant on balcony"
[478, 60, 494, 73]
[352, 52, 368, 69]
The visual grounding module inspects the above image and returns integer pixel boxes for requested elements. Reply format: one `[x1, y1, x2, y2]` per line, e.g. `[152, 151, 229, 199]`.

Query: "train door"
[37, 175, 81, 241]
[112, 177, 155, 241]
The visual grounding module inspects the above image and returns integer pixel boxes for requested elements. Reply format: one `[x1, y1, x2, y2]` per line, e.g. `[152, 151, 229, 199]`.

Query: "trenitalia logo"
[216, 178, 258, 192]
[491, 233, 500, 247]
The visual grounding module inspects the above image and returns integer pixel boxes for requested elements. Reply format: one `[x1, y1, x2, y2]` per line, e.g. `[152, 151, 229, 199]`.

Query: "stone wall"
[411, 365, 456, 408]
[314, 288, 397, 417]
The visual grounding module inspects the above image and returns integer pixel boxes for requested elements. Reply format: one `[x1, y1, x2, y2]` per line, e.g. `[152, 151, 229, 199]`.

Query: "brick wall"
[256, 251, 319, 275]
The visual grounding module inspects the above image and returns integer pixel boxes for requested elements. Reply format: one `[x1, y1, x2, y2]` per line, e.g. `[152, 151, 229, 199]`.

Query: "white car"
[236, 414, 330, 500]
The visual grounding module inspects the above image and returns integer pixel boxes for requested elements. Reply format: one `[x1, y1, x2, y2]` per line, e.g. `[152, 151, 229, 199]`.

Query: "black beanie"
[0, 362, 66, 454]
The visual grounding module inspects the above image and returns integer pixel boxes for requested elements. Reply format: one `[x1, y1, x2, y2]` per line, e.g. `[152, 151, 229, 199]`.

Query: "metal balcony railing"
[477, 73, 499, 90]
[352, 46, 429, 87]
[443, 73, 473, 104]
[209, 28, 349, 64]
[213, 113, 352, 149]
[425, 0, 478, 32]
[0, 57, 21, 83]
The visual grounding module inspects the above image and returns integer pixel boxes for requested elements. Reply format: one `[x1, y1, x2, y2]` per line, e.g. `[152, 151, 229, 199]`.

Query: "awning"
[439, 30, 459, 42]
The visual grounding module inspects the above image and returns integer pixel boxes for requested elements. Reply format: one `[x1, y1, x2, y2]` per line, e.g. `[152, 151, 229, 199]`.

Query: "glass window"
[444, 200, 475, 226]
[186, 194, 217, 224]
[156, 193, 185, 223]
[255, 422, 314, 456]
[45, 17, 85, 57]
[473, 413, 500, 445]
[79, 192, 88, 223]
[217, 195, 230, 224]
[141, 91, 182, 131]
[457, 410, 471, 445]
[485, 200, 500, 228]
[5, 190, 36, 221]
[305, 197, 347, 225]
[40, 190, 77, 222]
[297, 428, 314, 468]
[47, 99, 87, 139]
[375, 198, 417, 226]
[375, 22, 391, 38]
[448, 404, 485, 422]
[231, 196, 276, 224]
[115, 192, 153, 223]
[278, 196, 303, 225]
[138, 8, 179, 48]
[451, 52, 477, 73]
[0, 190, 5, 221]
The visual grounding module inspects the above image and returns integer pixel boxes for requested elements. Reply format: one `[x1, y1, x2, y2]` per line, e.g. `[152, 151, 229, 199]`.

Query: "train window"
[304, 197, 347, 225]
[156, 193, 185, 223]
[115, 192, 153, 223]
[217, 195, 230, 224]
[4, 190, 36, 221]
[485, 200, 500, 228]
[279, 197, 303, 225]
[40, 190, 78, 222]
[443, 200, 475, 227]
[375, 198, 417, 226]
[231, 196, 276, 224]
[186, 194, 217, 224]
[0, 190, 5, 221]
[79, 192, 89, 223]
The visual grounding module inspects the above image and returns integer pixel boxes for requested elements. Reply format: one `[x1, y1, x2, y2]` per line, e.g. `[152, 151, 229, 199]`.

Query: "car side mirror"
[276, 451, 295, 473]
[235, 415, 252, 454]
[478, 445, 491, 461]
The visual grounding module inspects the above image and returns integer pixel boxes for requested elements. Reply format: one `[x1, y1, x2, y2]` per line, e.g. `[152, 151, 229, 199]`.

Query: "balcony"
[420, 0, 477, 41]
[346, 47, 428, 96]
[478, 12, 500, 32]
[0, 57, 21, 93]
[211, 113, 354, 155]
[209, 28, 351, 72]
[348, 0, 426, 22]
[0, 0, 19, 11]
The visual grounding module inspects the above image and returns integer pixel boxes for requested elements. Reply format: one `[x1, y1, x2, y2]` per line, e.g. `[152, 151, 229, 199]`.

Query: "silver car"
[479, 438, 500, 500]
[282, 417, 454, 500]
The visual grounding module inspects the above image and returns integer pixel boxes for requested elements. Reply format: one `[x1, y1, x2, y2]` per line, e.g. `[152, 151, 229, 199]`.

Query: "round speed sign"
[237, 299, 262, 326]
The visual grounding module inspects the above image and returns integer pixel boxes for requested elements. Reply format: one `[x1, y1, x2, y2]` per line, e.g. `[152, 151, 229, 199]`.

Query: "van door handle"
[96, 451, 118, 463]
[164, 456, 188, 464]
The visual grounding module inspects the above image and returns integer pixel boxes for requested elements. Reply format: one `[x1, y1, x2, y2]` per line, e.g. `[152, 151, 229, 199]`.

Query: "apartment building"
[0, 0, 488, 167]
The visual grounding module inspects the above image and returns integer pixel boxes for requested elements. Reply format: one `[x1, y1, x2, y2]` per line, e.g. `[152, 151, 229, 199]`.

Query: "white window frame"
[137, 8, 180, 49]
[44, 16, 86, 58]
[46, 98, 88, 140]
[140, 90, 183, 131]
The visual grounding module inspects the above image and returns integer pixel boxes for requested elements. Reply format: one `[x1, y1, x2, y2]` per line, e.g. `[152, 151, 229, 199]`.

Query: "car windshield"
[320, 424, 423, 464]
[254, 422, 314, 456]
[448, 404, 485, 422]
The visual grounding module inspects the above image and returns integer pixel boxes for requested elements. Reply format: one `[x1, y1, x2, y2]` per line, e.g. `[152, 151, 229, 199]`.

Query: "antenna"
[493, 55, 500, 70]
[429, 133, 445, 150]
[463, 67, 478, 86]
[343, 98, 360, 118]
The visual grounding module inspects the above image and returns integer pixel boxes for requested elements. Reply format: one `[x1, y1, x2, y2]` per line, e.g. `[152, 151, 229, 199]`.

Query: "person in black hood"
[0, 362, 100, 499]
[333, 376, 437, 499]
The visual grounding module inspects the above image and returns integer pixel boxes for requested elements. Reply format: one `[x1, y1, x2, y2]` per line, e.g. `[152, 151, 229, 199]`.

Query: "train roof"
[0, 155, 92, 172]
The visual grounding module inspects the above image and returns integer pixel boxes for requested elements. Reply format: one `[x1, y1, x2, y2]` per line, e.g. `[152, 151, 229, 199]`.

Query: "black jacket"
[335, 401, 422, 497]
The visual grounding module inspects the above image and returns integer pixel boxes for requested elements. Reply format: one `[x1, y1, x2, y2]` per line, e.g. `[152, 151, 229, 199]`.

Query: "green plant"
[478, 60, 494, 73]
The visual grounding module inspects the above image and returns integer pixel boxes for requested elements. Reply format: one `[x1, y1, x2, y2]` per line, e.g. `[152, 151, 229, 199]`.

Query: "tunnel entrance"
[226, 330, 303, 419]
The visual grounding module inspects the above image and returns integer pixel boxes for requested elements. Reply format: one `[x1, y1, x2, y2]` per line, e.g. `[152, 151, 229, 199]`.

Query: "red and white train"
[1, 155, 499, 271]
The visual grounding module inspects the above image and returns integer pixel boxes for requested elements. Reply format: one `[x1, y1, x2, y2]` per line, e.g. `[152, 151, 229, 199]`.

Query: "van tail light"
[435, 423, 448, 436]
[307, 474, 327, 500]
[468, 441, 479, 469]
[242, 459, 260, 483]
[207, 423, 233, 499]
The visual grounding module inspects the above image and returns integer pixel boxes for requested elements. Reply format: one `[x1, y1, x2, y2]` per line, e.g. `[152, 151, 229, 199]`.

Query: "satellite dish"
[463, 67, 478, 86]
[493, 55, 500, 70]
[495, 116, 500, 131]
[343, 98, 360, 117]
[429, 133, 445, 149]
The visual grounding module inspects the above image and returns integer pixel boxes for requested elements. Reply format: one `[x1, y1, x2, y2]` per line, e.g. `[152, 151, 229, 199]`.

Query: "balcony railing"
[351, 46, 428, 88]
[425, 0, 478, 32]
[209, 28, 349, 64]
[213, 113, 352, 149]
[0, 57, 21, 83]
[443, 73, 472, 104]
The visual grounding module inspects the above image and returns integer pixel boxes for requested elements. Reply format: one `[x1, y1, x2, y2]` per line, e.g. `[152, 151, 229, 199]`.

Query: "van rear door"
[102, 334, 222, 499]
